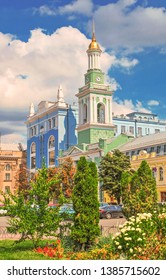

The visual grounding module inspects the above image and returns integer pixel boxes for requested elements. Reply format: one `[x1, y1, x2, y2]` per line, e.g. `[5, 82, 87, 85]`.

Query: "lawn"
[0, 240, 52, 260]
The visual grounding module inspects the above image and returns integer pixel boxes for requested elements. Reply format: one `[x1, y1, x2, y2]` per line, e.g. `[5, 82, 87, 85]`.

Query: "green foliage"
[113, 209, 166, 259]
[122, 160, 158, 218]
[99, 150, 131, 203]
[2, 164, 63, 247]
[71, 157, 100, 251]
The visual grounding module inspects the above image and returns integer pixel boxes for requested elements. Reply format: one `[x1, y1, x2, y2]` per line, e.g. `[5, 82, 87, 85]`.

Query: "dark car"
[99, 205, 124, 219]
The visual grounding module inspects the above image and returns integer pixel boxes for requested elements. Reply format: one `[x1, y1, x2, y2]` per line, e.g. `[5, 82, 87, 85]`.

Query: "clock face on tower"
[96, 76, 101, 82]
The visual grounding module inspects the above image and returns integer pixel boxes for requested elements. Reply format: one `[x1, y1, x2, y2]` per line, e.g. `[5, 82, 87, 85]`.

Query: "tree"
[3, 163, 62, 247]
[14, 165, 30, 201]
[60, 157, 76, 198]
[71, 157, 100, 251]
[99, 149, 131, 204]
[47, 166, 61, 201]
[122, 160, 158, 218]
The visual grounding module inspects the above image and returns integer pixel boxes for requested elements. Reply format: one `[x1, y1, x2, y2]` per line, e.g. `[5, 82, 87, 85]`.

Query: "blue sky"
[0, 0, 166, 144]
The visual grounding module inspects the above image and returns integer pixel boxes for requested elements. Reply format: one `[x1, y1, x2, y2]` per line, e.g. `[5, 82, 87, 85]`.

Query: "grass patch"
[0, 240, 55, 260]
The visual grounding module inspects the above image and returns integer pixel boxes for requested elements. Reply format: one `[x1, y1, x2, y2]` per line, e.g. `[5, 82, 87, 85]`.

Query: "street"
[0, 216, 126, 239]
[0, 216, 126, 228]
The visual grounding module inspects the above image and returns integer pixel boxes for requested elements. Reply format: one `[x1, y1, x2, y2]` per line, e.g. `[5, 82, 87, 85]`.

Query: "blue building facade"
[113, 112, 166, 137]
[26, 86, 78, 171]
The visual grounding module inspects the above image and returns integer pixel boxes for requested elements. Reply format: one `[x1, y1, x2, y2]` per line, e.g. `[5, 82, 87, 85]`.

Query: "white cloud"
[93, 0, 166, 50]
[33, 5, 57, 16]
[148, 100, 160, 106]
[114, 57, 139, 69]
[59, 0, 93, 16]
[35, 0, 94, 17]
[0, 26, 139, 143]
[113, 98, 151, 115]
[0, 27, 137, 111]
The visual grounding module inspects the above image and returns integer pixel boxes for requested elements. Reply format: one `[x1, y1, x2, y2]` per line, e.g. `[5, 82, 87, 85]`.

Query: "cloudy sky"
[0, 0, 166, 145]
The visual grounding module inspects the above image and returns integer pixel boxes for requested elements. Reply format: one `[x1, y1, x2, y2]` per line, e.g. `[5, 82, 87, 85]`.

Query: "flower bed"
[34, 210, 166, 260]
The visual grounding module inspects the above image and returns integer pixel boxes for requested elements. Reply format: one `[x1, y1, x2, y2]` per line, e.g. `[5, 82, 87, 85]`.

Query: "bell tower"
[76, 22, 114, 145]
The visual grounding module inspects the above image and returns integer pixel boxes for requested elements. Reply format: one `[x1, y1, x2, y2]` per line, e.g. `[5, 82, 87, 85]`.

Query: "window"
[159, 167, 164, 181]
[48, 135, 55, 166]
[5, 173, 10, 181]
[157, 146, 161, 154]
[34, 126, 37, 135]
[31, 142, 36, 153]
[145, 128, 149, 135]
[83, 104, 87, 123]
[52, 117, 55, 128]
[48, 119, 52, 130]
[121, 126, 126, 133]
[155, 129, 160, 133]
[49, 135, 55, 149]
[6, 164, 10, 171]
[30, 127, 33, 137]
[30, 142, 36, 169]
[40, 125, 44, 134]
[97, 103, 105, 123]
[19, 164, 23, 170]
[49, 150, 55, 166]
[150, 147, 154, 152]
[5, 186, 10, 193]
[129, 126, 134, 134]
[152, 167, 157, 178]
[137, 127, 142, 136]
[164, 145, 166, 153]
[161, 192, 166, 202]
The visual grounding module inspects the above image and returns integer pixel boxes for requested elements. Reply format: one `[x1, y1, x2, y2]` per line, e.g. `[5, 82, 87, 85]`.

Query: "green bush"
[113, 209, 166, 259]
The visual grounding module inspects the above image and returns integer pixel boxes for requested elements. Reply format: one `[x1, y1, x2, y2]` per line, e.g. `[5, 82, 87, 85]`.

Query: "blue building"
[26, 86, 78, 171]
[113, 112, 166, 137]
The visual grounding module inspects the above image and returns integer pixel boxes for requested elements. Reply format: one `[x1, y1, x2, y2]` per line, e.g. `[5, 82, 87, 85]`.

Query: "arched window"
[6, 164, 11, 171]
[48, 135, 55, 166]
[31, 142, 36, 153]
[30, 142, 36, 169]
[159, 167, 164, 181]
[97, 103, 105, 123]
[83, 104, 87, 123]
[49, 135, 55, 149]
[152, 167, 157, 178]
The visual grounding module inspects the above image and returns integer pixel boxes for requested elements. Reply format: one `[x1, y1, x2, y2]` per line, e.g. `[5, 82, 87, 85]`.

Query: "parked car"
[59, 205, 75, 215]
[99, 205, 124, 219]
[99, 202, 109, 207]
[47, 203, 60, 208]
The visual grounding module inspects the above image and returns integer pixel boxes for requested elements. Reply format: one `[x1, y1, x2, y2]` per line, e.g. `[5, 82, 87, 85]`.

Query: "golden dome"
[88, 32, 101, 51]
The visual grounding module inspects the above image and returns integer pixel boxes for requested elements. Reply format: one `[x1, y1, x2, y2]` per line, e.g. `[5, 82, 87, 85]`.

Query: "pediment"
[67, 146, 84, 156]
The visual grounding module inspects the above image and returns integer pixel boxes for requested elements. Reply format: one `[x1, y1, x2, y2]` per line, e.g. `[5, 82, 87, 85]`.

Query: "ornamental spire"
[88, 19, 101, 51]
[29, 103, 35, 117]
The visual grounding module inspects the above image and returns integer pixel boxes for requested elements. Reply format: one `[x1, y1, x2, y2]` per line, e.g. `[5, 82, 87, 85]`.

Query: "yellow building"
[131, 151, 166, 202]
[0, 143, 26, 202]
[119, 131, 166, 202]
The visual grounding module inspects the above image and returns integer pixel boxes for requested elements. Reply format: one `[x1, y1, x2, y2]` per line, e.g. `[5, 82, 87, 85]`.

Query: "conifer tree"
[122, 160, 158, 218]
[71, 157, 100, 251]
